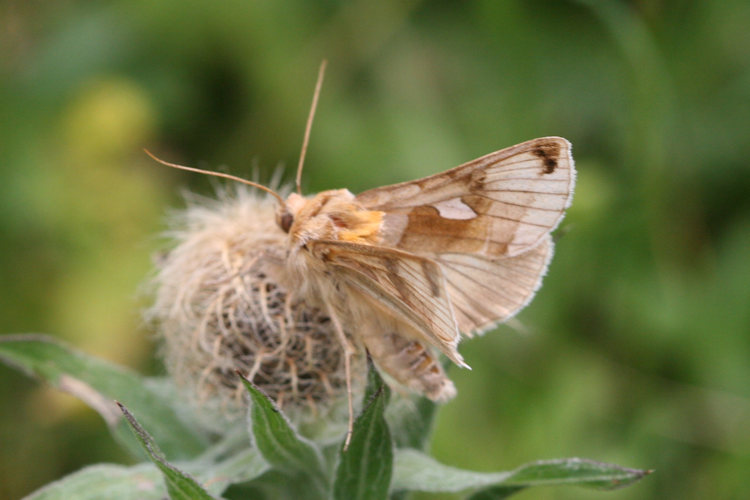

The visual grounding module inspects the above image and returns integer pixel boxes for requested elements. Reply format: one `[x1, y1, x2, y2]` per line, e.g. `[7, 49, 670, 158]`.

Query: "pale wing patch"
[358, 137, 575, 258]
[432, 197, 477, 220]
[435, 235, 554, 335]
[309, 240, 465, 366]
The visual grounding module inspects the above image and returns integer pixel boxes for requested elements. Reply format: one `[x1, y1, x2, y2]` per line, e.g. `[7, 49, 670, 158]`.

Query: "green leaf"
[388, 395, 437, 450]
[392, 449, 508, 493]
[191, 447, 269, 496]
[388, 355, 449, 451]
[466, 486, 525, 500]
[333, 363, 393, 500]
[118, 403, 216, 500]
[0, 334, 207, 459]
[23, 432, 270, 500]
[363, 357, 390, 404]
[22, 463, 165, 500]
[240, 469, 328, 499]
[501, 458, 652, 490]
[240, 374, 329, 498]
[392, 449, 651, 494]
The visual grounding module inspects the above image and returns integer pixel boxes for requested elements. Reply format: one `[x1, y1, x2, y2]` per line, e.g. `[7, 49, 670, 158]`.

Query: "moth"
[147, 63, 575, 446]
[285, 133, 575, 396]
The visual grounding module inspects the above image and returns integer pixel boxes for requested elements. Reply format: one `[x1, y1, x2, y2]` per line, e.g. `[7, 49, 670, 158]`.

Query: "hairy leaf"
[240, 374, 329, 498]
[22, 463, 164, 500]
[392, 449, 651, 494]
[189, 447, 269, 496]
[466, 485, 525, 499]
[118, 403, 216, 500]
[388, 395, 437, 451]
[0, 334, 207, 459]
[333, 363, 393, 500]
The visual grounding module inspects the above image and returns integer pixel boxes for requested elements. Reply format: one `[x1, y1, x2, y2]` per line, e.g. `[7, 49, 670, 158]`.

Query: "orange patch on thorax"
[330, 203, 384, 244]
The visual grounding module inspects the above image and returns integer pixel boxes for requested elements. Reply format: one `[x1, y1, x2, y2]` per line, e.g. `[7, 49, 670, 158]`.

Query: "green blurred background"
[2, 1, 749, 499]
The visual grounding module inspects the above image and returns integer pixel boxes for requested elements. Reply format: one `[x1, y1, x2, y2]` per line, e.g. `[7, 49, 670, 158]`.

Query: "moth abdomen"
[362, 328, 456, 402]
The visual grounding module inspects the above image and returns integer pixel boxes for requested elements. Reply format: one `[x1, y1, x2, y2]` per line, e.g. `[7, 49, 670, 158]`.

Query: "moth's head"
[276, 193, 307, 234]
[276, 208, 293, 234]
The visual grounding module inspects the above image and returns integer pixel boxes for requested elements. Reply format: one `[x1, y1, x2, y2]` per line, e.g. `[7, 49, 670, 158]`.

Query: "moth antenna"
[295, 59, 327, 195]
[143, 149, 286, 208]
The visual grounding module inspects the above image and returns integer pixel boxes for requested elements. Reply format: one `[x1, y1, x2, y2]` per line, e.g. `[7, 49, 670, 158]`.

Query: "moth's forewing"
[357, 137, 574, 258]
[355, 137, 574, 336]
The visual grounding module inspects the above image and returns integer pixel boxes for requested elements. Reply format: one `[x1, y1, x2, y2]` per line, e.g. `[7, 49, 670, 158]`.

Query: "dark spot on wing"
[542, 157, 557, 174]
[532, 141, 561, 175]
[469, 168, 487, 191]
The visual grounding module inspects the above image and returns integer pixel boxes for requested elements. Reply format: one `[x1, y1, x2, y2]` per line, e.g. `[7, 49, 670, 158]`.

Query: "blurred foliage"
[1, 0, 749, 499]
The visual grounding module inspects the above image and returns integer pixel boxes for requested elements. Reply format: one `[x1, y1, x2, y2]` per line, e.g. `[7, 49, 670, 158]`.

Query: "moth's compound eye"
[279, 211, 294, 233]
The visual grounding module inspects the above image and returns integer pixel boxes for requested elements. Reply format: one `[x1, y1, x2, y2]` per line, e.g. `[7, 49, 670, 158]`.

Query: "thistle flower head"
[147, 187, 360, 433]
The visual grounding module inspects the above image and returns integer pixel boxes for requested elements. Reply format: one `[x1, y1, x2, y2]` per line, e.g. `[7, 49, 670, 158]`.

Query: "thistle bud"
[147, 187, 360, 433]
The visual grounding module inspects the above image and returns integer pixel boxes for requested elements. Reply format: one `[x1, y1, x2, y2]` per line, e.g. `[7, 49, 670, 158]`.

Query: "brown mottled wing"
[356, 137, 574, 335]
[308, 240, 466, 367]
[356, 137, 575, 258]
[437, 235, 554, 335]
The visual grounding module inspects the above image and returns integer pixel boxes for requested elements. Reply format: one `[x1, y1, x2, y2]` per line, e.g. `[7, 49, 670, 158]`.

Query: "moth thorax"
[147, 188, 364, 433]
[330, 206, 384, 243]
[315, 190, 384, 244]
[289, 189, 384, 245]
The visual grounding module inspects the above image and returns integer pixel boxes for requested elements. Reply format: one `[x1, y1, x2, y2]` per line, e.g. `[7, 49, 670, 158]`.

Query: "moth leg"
[326, 304, 356, 450]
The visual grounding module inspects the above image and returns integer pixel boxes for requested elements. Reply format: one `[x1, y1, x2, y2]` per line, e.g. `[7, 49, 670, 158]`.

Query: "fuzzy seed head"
[146, 187, 359, 432]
